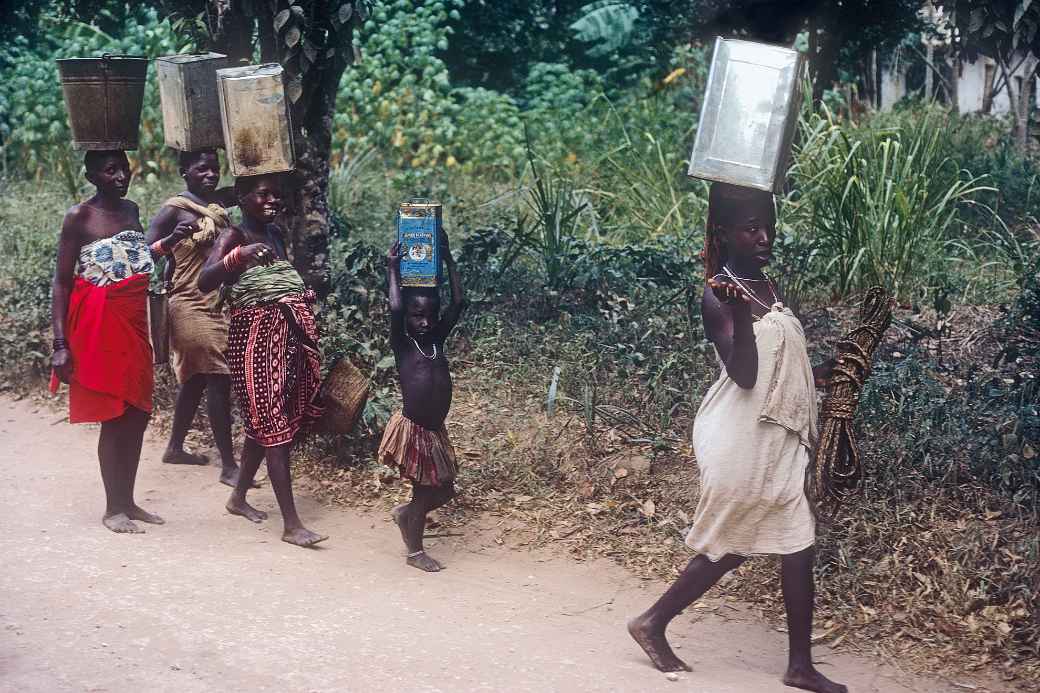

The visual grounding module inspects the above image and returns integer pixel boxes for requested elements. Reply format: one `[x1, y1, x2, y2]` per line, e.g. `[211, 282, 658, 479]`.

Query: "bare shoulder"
[701, 283, 724, 319]
[61, 203, 90, 236]
[701, 283, 729, 340]
[63, 202, 90, 224]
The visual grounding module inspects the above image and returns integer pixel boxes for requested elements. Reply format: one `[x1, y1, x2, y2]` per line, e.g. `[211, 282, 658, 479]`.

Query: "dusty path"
[1, 396, 962, 693]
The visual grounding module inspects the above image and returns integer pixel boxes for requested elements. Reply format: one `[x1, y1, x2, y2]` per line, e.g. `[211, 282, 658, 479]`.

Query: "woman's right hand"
[240, 243, 275, 269]
[166, 220, 196, 246]
[52, 348, 73, 384]
[387, 241, 402, 270]
[708, 275, 752, 309]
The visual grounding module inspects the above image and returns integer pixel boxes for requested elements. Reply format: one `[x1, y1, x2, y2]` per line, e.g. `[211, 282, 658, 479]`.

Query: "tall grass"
[786, 106, 994, 300]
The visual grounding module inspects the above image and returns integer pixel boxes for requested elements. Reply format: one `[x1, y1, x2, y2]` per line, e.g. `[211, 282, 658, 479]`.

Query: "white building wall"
[880, 65, 906, 110]
[882, 53, 1040, 114]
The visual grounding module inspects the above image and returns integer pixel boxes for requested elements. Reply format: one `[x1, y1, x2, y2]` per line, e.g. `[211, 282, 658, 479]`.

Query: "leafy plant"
[786, 104, 993, 299]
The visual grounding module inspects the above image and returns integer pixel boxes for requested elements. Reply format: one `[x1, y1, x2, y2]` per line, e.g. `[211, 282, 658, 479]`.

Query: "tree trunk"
[207, 0, 253, 64]
[1016, 56, 1038, 151]
[286, 29, 356, 297]
[924, 42, 934, 101]
[948, 53, 960, 114]
[982, 60, 996, 114]
[201, 1, 360, 295]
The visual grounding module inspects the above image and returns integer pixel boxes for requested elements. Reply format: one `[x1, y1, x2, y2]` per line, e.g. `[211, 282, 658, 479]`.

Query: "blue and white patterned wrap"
[76, 230, 154, 287]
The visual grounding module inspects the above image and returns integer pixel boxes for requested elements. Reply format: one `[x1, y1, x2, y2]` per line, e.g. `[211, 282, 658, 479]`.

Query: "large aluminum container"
[687, 38, 805, 193]
[156, 52, 228, 152]
[216, 63, 295, 176]
[56, 55, 148, 150]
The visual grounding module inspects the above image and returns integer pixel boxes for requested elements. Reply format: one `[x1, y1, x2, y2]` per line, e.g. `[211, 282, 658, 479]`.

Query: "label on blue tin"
[397, 210, 440, 287]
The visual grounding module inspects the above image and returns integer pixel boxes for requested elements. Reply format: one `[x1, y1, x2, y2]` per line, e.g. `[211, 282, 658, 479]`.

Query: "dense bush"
[785, 104, 994, 300]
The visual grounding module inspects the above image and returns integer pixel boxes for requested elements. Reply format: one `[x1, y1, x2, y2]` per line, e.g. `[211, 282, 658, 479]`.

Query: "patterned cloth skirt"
[226, 294, 323, 447]
[378, 412, 458, 487]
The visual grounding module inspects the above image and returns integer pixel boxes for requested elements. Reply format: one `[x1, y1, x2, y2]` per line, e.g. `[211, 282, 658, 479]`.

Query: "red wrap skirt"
[50, 274, 153, 423]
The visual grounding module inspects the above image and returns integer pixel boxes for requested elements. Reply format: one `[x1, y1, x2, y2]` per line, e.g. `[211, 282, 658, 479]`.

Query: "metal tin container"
[56, 55, 148, 150]
[396, 200, 442, 288]
[687, 37, 805, 193]
[216, 63, 295, 176]
[156, 52, 228, 152]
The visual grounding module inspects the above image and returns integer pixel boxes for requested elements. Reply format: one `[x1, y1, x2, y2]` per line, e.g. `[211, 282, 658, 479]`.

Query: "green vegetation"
[2, 0, 1039, 685]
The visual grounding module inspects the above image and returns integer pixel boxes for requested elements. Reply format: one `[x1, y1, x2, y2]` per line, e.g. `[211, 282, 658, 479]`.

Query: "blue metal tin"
[396, 199, 442, 287]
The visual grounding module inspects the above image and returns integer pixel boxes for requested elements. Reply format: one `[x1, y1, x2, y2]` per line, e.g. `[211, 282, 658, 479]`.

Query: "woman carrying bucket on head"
[197, 172, 326, 548]
[50, 56, 168, 534]
[627, 184, 844, 693]
[50, 150, 166, 534]
[147, 149, 243, 487]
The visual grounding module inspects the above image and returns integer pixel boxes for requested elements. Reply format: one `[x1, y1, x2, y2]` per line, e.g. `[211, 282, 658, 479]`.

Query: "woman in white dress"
[628, 183, 845, 693]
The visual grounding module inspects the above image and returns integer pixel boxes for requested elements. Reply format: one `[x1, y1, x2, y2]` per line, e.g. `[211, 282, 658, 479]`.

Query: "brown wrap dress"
[163, 196, 231, 384]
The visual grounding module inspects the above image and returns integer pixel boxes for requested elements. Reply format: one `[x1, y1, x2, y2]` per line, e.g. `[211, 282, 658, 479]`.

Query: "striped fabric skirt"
[226, 294, 323, 447]
[378, 413, 458, 487]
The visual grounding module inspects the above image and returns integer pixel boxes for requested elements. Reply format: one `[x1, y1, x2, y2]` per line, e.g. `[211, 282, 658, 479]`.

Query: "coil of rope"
[807, 286, 894, 519]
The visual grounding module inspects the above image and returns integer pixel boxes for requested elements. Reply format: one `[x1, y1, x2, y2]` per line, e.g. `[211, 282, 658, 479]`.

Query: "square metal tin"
[688, 37, 805, 193]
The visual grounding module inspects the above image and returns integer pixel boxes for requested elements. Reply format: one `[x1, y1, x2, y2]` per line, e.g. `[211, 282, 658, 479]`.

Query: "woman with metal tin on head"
[147, 149, 243, 486]
[628, 182, 845, 693]
[51, 150, 166, 534]
[197, 172, 327, 548]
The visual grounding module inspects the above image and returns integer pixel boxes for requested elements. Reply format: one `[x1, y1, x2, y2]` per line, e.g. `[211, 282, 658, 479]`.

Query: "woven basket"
[317, 355, 369, 434]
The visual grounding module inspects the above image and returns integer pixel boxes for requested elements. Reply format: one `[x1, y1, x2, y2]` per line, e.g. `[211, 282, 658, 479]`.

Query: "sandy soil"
[0, 395, 968, 692]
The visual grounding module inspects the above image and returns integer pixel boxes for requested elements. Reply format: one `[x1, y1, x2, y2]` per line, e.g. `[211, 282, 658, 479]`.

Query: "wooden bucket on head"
[316, 355, 369, 434]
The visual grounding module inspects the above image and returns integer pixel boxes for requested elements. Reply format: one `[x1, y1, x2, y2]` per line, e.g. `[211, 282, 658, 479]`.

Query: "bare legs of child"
[98, 406, 164, 533]
[628, 546, 846, 693]
[393, 482, 455, 572]
[162, 373, 244, 487]
[225, 437, 328, 547]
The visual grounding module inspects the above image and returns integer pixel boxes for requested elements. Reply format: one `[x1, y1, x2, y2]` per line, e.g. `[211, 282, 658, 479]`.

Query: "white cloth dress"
[686, 307, 818, 561]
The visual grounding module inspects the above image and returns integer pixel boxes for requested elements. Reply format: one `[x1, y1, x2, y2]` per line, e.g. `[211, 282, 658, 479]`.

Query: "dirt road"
[0, 395, 959, 692]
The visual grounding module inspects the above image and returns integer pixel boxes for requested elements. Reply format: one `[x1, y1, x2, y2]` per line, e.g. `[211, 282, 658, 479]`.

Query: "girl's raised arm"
[387, 241, 405, 346]
[702, 277, 758, 389]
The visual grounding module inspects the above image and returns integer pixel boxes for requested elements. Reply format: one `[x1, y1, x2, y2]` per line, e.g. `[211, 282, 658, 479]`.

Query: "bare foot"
[784, 665, 848, 693]
[219, 465, 262, 489]
[627, 614, 692, 672]
[127, 505, 164, 525]
[162, 449, 209, 465]
[406, 550, 443, 572]
[282, 527, 328, 547]
[102, 512, 144, 534]
[226, 497, 267, 523]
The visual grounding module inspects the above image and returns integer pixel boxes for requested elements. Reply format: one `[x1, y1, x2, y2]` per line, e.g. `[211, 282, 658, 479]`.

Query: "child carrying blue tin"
[380, 211, 466, 572]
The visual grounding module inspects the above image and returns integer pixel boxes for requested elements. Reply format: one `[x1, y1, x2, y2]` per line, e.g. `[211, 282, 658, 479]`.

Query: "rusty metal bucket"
[56, 55, 148, 151]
